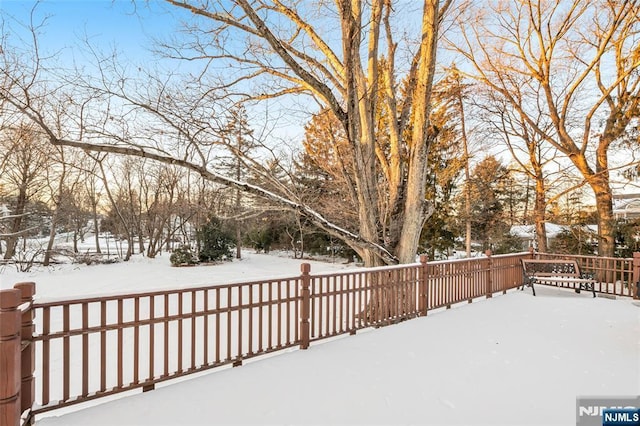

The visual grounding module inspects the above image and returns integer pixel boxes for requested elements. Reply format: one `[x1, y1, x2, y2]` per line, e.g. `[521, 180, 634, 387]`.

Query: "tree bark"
[394, 0, 440, 264]
[533, 163, 548, 253]
[4, 186, 27, 260]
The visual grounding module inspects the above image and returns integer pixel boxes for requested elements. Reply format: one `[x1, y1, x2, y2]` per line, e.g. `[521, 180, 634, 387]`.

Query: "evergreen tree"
[458, 155, 520, 252]
[197, 217, 234, 262]
[220, 105, 257, 259]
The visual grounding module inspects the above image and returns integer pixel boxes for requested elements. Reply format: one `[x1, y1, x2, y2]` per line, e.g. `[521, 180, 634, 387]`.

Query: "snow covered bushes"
[169, 245, 198, 267]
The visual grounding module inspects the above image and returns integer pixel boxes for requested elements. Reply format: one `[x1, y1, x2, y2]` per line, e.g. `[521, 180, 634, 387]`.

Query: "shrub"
[197, 217, 234, 262]
[170, 245, 198, 266]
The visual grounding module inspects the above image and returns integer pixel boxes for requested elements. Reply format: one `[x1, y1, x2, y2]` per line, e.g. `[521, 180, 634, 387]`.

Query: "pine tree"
[220, 105, 257, 259]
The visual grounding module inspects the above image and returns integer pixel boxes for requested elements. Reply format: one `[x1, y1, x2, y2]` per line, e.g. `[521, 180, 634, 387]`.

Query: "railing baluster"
[63, 305, 70, 401]
[277, 283, 282, 347]
[82, 302, 88, 397]
[191, 290, 196, 371]
[149, 296, 155, 384]
[258, 284, 264, 352]
[100, 301, 106, 393]
[42, 306, 50, 406]
[237, 285, 243, 359]
[285, 281, 290, 346]
[215, 288, 220, 364]
[117, 299, 123, 388]
[203, 290, 209, 365]
[248, 285, 254, 356]
[163, 294, 169, 378]
[134, 297, 139, 385]
[178, 292, 183, 373]
[226, 288, 232, 361]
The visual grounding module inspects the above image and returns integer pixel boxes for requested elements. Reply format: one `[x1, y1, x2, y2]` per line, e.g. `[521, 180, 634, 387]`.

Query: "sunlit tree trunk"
[533, 165, 548, 253]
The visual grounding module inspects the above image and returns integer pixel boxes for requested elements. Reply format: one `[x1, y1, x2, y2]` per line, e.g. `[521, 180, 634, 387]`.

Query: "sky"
[0, 0, 310, 145]
[0, 1, 168, 60]
[1, 246, 638, 426]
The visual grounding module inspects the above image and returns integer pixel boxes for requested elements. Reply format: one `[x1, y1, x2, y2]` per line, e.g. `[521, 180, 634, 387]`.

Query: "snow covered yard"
[2, 252, 639, 426]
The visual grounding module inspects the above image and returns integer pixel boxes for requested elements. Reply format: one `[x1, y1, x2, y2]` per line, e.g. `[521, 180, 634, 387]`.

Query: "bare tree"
[0, 124, 51, 259]
[477, 85, 563, 252]
[451, 0, 640, 256]
[0, 0, 454, 266]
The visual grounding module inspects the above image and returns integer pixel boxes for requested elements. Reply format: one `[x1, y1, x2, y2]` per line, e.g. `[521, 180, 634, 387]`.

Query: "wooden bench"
[521, 259, 596, 297]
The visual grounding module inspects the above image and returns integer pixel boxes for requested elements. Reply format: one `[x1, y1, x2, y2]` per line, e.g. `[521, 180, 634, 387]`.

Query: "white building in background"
[510, 222, 598, 251]
[510, 222, 568, 250]
[613, 193, 640, 221]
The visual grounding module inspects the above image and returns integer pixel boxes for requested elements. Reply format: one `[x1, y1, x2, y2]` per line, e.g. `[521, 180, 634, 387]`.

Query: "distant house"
[613, 193, 640, 221]
[510, 222, 597, 251]
[510, 222, 567, 250]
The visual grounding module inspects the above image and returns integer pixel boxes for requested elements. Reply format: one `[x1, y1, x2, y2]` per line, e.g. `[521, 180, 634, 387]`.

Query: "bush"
[245, 228, 274, 253]
[549, 227, 597, 255]
[170, 245, 198, 266]
[197, 217, 234, 262]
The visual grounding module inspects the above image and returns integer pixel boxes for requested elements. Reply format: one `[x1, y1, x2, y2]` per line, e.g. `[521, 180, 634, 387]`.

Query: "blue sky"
[0, 0, 177, 61]
[0, 0, 308, 142]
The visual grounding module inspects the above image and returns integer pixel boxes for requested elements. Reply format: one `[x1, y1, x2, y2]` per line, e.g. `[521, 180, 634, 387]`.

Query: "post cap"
[14, 282, 36, 298]
[0, 289, 21, 310]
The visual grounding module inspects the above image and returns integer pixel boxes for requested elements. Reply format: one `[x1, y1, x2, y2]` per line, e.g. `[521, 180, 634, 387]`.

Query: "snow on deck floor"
[35, 286, 639, 426]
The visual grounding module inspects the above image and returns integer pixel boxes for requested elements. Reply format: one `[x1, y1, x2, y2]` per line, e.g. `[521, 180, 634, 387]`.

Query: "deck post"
[633, 252, 640, 300]
[14, 282, 35, 425]
[419, 255, 429, 316]
[0, 288, 22, 426]
[485, 250, 493, 298]
[300, 263, 311, 349]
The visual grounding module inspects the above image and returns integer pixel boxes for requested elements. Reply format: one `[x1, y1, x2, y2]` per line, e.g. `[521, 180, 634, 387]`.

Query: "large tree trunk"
[571, 146, 614, 258]
[594, 138, 615, 258]
[42, 209, 59, 266]
[339, 0, 382, 266]
[4, 186, 27, 260]
[394, 0, 440, 264]
[92, 202, 101, 254]
[533, 165, 547, 253]
[591, 176, 615, 258]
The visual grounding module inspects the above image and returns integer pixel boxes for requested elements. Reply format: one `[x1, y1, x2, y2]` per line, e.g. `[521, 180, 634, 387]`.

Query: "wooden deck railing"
[1, 250, 638, 425]
[30, 277, 301, 418]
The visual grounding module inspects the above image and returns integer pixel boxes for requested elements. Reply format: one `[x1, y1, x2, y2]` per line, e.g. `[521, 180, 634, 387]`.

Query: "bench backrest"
[521, 259, 582, 278]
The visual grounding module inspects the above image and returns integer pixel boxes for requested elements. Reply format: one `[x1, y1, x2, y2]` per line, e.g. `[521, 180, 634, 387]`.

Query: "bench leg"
[579, 283, 596, 297]
[521, 279, 536, 296]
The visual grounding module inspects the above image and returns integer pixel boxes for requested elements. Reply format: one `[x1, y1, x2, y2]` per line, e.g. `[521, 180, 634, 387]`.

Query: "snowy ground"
[1, 250, 639, 426]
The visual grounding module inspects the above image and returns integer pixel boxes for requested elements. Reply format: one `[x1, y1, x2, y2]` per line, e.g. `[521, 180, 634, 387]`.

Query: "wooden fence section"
[3, 250, 640, 426]
[308, 263, 422, 342]
[426, 252, 531, 309]
[30, 278, 300, 416]
[306, 251, 531, 342]
[536, 252, 639, 298]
